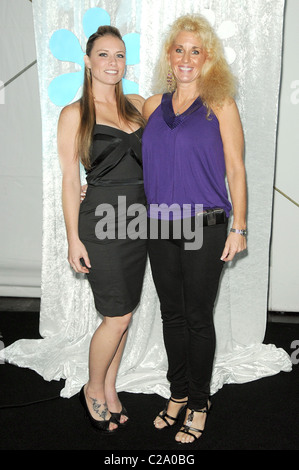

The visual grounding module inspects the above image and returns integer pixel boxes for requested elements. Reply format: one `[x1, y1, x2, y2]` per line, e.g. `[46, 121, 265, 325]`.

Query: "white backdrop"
[268, 0, 299, 312]
[0, 0, 292, 398]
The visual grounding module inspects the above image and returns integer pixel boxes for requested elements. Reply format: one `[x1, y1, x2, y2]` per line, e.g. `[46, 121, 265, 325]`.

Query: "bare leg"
[85, 312, 132, 431]
[105, 328, 129, 423]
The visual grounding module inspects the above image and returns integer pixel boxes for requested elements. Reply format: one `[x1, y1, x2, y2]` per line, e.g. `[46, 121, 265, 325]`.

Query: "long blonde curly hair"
[155, 14, 236, 112]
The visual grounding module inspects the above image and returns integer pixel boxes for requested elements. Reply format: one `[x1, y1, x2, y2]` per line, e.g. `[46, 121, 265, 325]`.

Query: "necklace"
[174, 93, 198, 116]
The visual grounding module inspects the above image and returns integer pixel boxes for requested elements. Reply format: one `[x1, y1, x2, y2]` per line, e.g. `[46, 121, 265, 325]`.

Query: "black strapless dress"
[79, 125, 147, 317]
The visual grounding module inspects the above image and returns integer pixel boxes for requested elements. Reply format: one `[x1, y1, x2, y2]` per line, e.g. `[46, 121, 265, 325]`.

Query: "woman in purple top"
[142, 14, 247, 444]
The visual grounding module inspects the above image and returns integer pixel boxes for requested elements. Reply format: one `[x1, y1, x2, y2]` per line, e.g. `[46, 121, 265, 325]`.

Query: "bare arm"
[57, 103, 91, 273]
[126, 93, 145, 114]
[216, 99, 247, 262]
[142, 94, 163, 120]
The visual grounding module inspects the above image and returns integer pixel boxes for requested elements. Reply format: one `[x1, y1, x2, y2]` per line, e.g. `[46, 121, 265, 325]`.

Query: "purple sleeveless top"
[142, 93, 232, 219]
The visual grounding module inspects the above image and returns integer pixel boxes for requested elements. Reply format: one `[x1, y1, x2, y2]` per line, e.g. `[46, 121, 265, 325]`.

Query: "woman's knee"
[104, 312, 132, 336]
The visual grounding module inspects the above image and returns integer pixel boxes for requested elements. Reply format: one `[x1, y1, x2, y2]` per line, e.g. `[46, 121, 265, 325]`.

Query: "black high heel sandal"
[110, 404, 129, 427]
[79, 386, 118, 434]
[154, 397, 188, 429]
[177, 401, 212, 444]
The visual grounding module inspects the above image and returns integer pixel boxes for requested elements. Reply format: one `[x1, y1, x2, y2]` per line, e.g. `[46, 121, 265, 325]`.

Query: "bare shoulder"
[126, 94, 145, 113]
[58, 100, 81, 128]
[213, 97, 239, 121]
[214, 98, 244, 147]
[143, 94, 163, 120]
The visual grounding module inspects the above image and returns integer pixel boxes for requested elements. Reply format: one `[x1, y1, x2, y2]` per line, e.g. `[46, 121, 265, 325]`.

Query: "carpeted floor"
[0, 302, 298, 452]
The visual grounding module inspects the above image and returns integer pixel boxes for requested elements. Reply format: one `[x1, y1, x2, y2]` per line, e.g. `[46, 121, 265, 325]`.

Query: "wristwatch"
[230, 228, 247, 237]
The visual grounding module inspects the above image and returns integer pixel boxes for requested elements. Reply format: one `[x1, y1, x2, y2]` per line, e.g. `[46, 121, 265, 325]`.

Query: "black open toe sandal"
[155, 397, 187, 429]
[177, 402, 211, 444]
[110, 404, 129, 427]
[79, 386, 118, 435]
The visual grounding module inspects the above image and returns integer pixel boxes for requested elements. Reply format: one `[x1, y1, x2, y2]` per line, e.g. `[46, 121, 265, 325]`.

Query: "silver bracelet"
[230, 228, 247, 237]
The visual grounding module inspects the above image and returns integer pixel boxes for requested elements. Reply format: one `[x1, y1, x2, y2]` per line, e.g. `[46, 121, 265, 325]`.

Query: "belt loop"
[206, 209, 216, 226]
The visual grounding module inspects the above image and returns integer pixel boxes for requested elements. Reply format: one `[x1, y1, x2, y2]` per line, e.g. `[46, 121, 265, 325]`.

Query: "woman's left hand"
[220, 231, 247, 262]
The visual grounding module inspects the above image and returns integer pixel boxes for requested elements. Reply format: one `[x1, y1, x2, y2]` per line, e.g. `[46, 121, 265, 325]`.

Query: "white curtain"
[1, 0, 292, 398]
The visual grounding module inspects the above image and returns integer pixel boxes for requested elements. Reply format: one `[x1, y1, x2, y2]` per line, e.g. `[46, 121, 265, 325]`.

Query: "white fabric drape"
[1, 0, 292, 398]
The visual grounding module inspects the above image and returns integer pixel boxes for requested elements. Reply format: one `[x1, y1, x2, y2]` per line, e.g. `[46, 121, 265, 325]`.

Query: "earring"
[167, 67, 175, 92]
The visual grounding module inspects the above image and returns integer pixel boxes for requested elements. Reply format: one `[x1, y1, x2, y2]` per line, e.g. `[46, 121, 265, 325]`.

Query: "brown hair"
[156, 14, 236, 113]
[77, 25, 145, 169]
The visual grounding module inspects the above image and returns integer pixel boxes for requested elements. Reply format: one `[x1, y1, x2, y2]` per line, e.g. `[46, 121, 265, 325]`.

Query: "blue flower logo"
[48, 7, 140, 106]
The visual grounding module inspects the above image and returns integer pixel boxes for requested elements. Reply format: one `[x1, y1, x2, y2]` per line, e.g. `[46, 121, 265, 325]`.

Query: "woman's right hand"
[80, 184, 87, 202]
[68, 239, 91, 274]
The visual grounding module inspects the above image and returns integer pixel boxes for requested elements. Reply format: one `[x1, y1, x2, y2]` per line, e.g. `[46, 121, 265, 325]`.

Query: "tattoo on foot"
[90, 397, 108, 420]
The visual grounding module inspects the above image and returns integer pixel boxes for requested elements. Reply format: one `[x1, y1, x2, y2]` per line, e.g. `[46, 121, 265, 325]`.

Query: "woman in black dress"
[57, 26, 147, 434]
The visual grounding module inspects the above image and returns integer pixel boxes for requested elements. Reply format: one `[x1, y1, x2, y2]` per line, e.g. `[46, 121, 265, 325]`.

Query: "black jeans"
[148, 217, 227, 410]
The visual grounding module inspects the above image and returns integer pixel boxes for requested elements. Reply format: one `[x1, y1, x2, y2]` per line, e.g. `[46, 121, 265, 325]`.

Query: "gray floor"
[0, 297, 40, 312]
[268, 311, 299, 323]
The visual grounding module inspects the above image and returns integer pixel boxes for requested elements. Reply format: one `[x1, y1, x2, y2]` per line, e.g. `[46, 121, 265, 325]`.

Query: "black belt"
[198, 208, 227, 226]
[148, 208, 227, 230]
